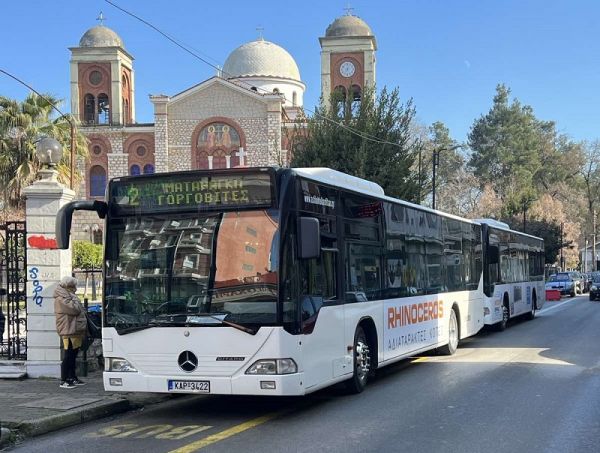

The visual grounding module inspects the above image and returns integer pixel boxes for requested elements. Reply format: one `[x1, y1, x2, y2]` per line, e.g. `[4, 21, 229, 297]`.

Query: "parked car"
[590, 274, 600, 301]
[545, 273, 578, 297]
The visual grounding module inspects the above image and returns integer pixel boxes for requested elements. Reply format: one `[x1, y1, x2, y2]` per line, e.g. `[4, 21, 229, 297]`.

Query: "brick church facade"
[70, 13, 377, 241]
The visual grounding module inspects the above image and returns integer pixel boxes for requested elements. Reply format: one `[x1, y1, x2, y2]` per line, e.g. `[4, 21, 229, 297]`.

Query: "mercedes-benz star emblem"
[178, 351, 198, 372]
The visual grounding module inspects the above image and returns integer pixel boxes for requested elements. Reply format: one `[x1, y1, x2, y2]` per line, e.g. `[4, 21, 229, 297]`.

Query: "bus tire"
[496, 298, 509, 331]
[345, 325, 371, 394]
[438, 307, 459, 356]
[525, 293, 536, 321]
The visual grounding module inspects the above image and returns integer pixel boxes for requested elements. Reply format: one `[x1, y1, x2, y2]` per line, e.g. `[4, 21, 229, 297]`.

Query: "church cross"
[344, 3, 354, 15]
[235, 147, 247, 167]
[256, 26, 264, 40]
[96, 11, 106, 26]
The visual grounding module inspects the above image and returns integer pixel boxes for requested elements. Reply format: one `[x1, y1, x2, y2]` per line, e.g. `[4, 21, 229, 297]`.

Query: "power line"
[104, 0, 408, 149]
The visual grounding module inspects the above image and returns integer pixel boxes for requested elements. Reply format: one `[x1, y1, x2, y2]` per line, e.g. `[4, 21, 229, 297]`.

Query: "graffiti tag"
[29, 267, 44, 306]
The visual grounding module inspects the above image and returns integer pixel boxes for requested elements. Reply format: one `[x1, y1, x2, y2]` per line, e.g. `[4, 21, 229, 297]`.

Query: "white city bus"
[57, 167, 488, 395]
[479, 220, 545, 330]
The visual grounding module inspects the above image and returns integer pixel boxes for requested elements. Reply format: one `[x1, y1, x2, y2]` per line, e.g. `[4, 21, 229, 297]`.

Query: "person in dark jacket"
[54, 276, 87, 388]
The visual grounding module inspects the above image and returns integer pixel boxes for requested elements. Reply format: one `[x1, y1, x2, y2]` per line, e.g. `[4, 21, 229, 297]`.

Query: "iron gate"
[0, 221, 27, 360]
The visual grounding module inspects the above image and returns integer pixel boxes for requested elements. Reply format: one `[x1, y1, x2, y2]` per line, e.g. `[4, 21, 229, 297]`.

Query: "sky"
[1, 0, 599, 143]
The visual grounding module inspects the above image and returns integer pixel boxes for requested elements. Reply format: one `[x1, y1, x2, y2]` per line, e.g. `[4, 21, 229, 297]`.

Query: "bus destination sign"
[110, 172, 274, 212]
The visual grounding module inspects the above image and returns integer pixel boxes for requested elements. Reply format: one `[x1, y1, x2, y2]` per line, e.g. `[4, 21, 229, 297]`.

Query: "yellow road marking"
[168, 411, 283, 453]
[411, 357, 429, 362]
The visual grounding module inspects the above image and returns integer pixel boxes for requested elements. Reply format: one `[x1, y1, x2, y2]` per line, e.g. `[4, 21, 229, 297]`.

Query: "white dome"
[222, 39, 301, 81]
[79, 25, 124, 48]
[325, 15, 373, 37]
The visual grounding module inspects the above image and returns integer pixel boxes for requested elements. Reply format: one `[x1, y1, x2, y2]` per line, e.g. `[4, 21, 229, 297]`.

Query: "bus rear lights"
[260, 381, 276, 390]
[109, 378, 123, 386]
[246, 359, 298, 375]
[106, 357, 138, 372]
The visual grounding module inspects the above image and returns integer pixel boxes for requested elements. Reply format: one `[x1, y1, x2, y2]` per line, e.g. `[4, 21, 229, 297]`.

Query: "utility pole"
[560, 221, 564, 271]
[593, 209, 597, 272]
[431, 144, 462, 211]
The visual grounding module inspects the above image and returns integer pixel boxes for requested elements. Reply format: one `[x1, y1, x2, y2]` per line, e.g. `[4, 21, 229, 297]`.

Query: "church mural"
[195, 121, 242, 170]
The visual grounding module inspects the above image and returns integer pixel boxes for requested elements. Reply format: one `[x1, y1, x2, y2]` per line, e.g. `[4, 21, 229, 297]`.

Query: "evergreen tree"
[291, 87, 420, 201]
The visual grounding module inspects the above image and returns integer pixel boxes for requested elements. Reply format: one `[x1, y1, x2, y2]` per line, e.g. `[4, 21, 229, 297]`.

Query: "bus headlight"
[246, 358, 297, 375]
[106, 357, 138, 372]
[592, 285, 598, 291]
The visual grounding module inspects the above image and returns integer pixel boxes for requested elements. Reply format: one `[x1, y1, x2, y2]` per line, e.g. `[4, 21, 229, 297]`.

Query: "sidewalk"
[0, 371, 172, 448]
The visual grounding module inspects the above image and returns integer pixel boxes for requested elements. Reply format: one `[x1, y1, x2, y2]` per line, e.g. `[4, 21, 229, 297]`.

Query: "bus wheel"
[438, 307, 459, 355]
[525, 294, 536, 321]
[496, 303, 509, 331]
[345, 326, 371, 394]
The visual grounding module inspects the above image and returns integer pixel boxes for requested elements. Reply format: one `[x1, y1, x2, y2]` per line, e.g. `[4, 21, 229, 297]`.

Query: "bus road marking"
[168, 411, 284, 453]
[86, 423, 212, 440]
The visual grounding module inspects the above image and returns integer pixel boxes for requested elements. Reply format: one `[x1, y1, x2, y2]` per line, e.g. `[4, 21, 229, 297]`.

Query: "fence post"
[23, 168, 75, 377]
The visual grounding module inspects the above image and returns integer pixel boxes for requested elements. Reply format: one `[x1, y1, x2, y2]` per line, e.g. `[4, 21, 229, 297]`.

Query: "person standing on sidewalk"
[54, 276, 87, 389]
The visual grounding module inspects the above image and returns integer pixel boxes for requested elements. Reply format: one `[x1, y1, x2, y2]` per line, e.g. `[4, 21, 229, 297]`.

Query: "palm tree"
[0, 93, 88, 209]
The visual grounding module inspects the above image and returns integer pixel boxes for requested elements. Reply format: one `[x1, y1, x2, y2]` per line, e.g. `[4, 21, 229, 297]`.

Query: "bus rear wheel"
[525, 294, 536, 321]
[496, 303, 509, 331]
[345, 326, 371, 394]
[438, 307, 459, 355]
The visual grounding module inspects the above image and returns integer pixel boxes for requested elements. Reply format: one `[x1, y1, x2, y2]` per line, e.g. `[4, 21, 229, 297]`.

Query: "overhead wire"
[104, 0, 409, 149]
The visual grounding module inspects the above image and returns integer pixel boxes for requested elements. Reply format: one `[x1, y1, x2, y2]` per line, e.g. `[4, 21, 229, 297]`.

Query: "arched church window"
[350, 85, 362, 116]
[333, 86, 347, 115]
[143, 164, 155, 174]
[90, 165, 107, 197]
[196, 122, 242, 170]
[292, 91, 297, 106]
[84, 94, 96, 124]
[130, 164, 141, 176]
[123, 98, 130, 124]
[273, 88, 280, 94]
[97, 93, 110, 125]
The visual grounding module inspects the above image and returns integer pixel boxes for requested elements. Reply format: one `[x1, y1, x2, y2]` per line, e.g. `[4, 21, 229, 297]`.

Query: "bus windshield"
[104, 209, 279, 333]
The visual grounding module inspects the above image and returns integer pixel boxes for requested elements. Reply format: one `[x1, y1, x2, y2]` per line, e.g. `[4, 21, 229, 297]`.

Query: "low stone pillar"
[23, 169, 75, 378]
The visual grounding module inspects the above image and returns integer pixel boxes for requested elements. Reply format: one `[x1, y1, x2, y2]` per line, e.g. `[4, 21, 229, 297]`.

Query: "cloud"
[464, 60, 472, 69]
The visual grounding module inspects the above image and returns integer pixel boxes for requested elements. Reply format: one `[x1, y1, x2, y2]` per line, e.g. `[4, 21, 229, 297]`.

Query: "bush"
[72, 240, 102, 270]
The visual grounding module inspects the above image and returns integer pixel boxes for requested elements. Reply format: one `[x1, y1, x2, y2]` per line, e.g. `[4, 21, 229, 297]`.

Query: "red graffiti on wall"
[28, 235, 57, 249]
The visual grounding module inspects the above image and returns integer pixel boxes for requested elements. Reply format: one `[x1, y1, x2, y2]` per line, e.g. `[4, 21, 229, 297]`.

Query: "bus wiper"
[190, 313, 257, 335]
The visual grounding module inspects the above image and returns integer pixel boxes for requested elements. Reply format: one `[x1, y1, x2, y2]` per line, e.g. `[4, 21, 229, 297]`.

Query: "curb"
[9, 398, 131, 439]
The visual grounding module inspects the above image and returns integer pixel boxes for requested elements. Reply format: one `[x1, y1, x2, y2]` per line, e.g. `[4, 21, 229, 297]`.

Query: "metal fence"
[0, 221, 27, 360]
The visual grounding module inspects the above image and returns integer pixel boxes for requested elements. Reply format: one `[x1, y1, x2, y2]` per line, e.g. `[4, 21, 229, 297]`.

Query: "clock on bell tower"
[320, 13, 377, 104]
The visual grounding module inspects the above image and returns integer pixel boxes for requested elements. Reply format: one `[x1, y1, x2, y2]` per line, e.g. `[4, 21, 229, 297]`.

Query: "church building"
[69, 12, 377, 241]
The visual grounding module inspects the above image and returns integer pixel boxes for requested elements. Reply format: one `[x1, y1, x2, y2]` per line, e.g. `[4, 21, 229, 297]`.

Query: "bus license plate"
[168, 380, 210, 393]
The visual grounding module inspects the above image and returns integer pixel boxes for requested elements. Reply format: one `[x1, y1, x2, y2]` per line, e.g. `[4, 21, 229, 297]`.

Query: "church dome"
[79, 25, 124, 48]
[222, 39, 301, 81]
[325, 15, 373, 37]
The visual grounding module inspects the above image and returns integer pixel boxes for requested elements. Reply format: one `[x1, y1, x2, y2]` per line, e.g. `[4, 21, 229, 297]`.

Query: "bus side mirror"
[488, 245, 499, 264]
[298, 217, 320, 260]
[56, 200, 108, 249]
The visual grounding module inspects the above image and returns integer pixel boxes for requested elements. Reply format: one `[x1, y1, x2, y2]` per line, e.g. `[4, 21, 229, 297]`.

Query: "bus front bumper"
[103, 371, 306, 396]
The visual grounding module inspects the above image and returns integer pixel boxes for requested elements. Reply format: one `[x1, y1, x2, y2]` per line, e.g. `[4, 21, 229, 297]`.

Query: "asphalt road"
[9, 295, 600, 453]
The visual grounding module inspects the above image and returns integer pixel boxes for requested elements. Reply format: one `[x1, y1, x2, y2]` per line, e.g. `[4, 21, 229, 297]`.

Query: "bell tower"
[319, 12, 377, 104]
[69, 14, 135, 125]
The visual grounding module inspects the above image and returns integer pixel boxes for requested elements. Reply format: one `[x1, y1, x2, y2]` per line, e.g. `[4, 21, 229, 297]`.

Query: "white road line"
[538, 296, 580, 315]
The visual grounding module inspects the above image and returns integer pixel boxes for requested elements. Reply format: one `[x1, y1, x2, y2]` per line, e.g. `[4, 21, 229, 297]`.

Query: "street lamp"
[432, 145, 461, 210]
[82, 223, 100, 244]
